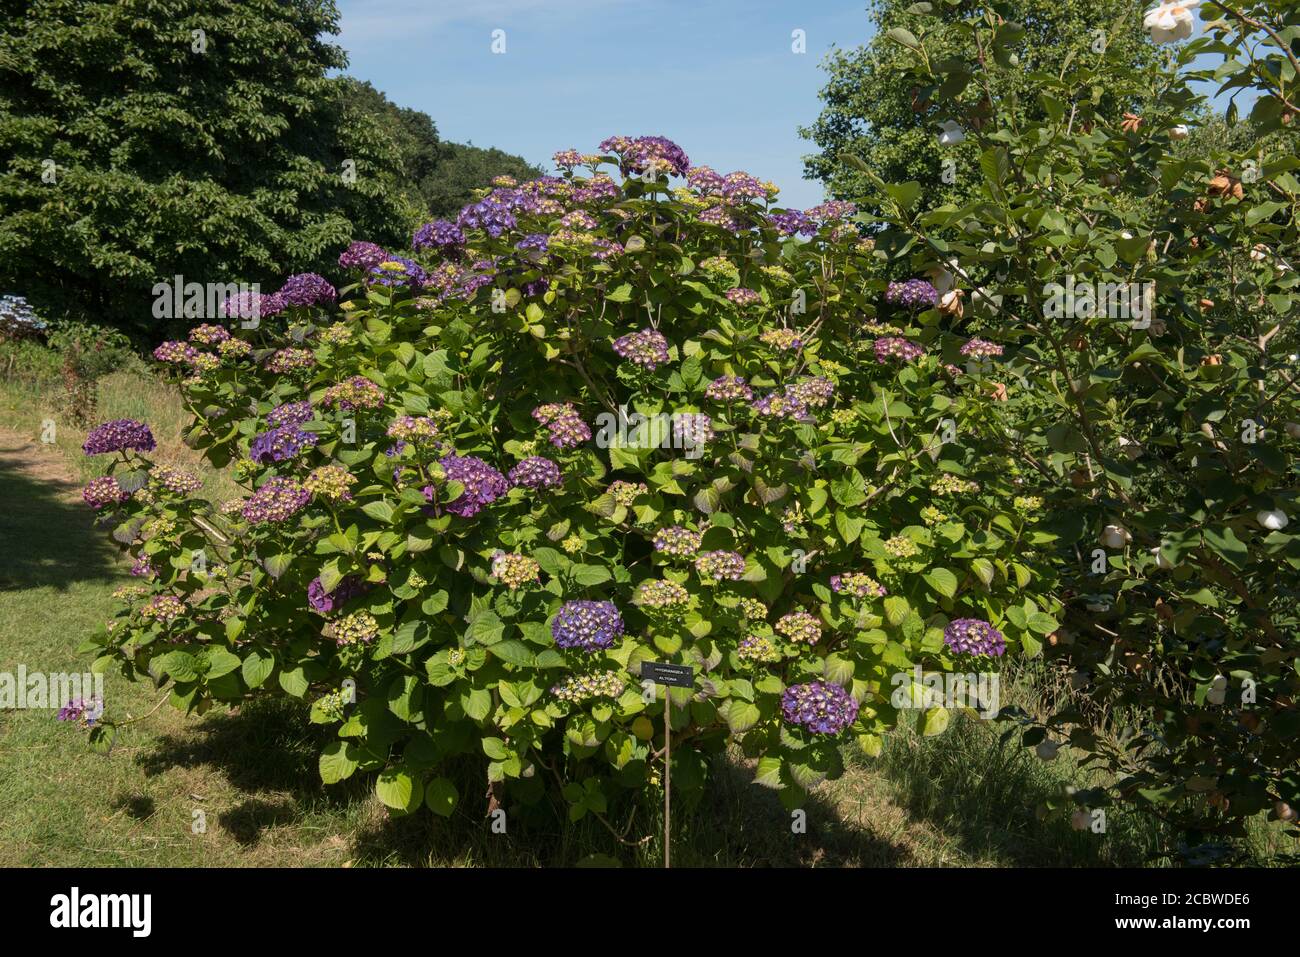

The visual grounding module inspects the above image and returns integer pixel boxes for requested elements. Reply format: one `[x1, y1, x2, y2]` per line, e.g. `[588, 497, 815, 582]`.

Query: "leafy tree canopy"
[0, 0, 538, 339]
[800, 0, 1161, 215]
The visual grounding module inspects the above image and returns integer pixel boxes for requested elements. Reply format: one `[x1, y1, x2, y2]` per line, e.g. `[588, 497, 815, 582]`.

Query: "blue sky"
[334, 0, 876, 209]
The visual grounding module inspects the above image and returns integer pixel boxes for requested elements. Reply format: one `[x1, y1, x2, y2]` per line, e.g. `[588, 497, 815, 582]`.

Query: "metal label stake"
[641, 661, 694, 869]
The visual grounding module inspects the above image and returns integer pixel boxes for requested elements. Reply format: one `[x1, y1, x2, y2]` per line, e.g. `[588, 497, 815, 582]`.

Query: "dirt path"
[0, 424, 83, 491]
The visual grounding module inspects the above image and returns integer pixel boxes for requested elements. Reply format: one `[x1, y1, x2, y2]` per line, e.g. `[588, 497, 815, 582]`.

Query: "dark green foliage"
[0, 1, 538, 341]
[800, 0, 1160, 215]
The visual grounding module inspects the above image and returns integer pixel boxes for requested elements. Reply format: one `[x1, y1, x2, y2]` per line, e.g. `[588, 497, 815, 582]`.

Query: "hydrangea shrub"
[80, 138, 1057, 821]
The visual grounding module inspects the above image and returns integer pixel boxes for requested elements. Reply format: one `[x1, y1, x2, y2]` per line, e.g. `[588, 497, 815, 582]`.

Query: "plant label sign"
[641, 661, 693, 688]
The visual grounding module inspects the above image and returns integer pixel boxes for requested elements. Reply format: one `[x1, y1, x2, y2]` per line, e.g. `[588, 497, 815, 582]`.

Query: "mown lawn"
[0, 368, 1283, 867]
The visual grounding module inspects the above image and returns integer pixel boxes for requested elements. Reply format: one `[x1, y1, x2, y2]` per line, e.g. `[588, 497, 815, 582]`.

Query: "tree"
[337, 79, 545, 221]
[855, 0, 1300, 855]
[420, 142, 546, 218]
[0, 0, 421, 338]
[800, 0, 1160, 216]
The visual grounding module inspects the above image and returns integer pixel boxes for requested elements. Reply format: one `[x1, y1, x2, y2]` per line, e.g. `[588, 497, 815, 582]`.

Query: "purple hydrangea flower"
[241, 477, 310, 523]
[873, 337, 925, 363]
[218, 290, 285, 322]
[82, 476, 130, 509]
[599, 135, 690, 178]
[830, 572, 887, 599]
[751, 392, 808, 420]
[457, 192, 519, 238]
[338, 241, 389, 271]
[322, 376, 385, 412]
[516, 233, 550, 254]
[612, 328, 671, 370]
[698, 205, 743, 232]
[57, 697, 103, 726]
[806, 200, 858, 222]
[508, 456, 563, 489]
[725, 287, 760, 307]
[560, 210, 598, 230]
[413, 220, 465, 251]
[532, 402, 591, 449]
[695, 550, 746, 581]
[153, 340, 197, 364]
[433, 454, 509, 517]
[307, 575, 369, 615]
[705, 375, 753, 402]
[369, 256, 427, 288]
[266, 400, 315, 428]
[885, 279, 938, 309]
[768, 209, 818, 237]
[781, 681, 860, 735]
[960, 338, 1004, 359]
[672, 412, 713, 451]
[551, 599, 624, 652]
[83, 420, 156, 456]
[721, 171, 767, 201]
[686, 165, 725, 194]
[249, 425, 317, 464]
[653, 525, 701, 556]
[188, 324, 230, 345]
[943, 618, 1007, 657]
[456, 259, 497, 298]
[277, 273, 336, 308]
[573, 176, 620, 203]
[784, 376, 835, 408]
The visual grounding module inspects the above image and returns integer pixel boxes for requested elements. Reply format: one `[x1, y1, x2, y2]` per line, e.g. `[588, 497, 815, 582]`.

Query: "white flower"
[1257, 508, 1289, 531]
[1251, 243, 1269, 262]
[1151, 545, 1174, 570]
[1206, 674, 1227, 705]
[1101, 524, 1132, 549]
[1144, 1, 1201, 43]
[1170, 124, 1189, 139]
[926, 265, 955, 294]
[938, 120, 965, 146]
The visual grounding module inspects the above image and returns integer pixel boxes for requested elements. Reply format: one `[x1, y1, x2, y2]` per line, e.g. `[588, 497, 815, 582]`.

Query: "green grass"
[0, 364, 240, 501]
[0, 356, 1285, 867]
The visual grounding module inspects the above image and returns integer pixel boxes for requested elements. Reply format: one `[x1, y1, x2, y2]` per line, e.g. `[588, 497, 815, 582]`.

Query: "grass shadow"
[345, 750, 911, 868]
[0, 435, 124, 592]
[112, 794, 157, 822]
[136, 698, 365, 804]
[874, 714, 1170, 867]
[219, 798, 302, 847]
